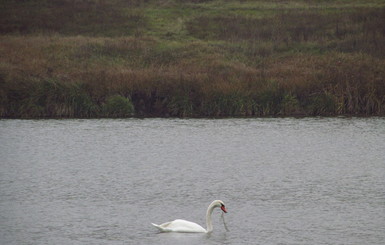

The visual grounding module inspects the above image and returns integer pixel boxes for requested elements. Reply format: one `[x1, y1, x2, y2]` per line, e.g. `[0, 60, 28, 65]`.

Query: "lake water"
[0, 118, 384, 245]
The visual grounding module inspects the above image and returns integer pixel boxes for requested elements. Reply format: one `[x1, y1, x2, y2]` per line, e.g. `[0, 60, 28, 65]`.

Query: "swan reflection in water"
[152, 200, 228, 233]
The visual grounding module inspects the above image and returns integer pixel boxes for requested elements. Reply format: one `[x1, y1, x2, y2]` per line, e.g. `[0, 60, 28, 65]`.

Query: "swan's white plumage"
[151, 200, 227, 233]
[152, 219, 206, 233]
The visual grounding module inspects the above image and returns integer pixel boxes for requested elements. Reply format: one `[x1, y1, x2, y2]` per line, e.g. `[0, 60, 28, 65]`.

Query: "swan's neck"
[205, 202, 216, 233]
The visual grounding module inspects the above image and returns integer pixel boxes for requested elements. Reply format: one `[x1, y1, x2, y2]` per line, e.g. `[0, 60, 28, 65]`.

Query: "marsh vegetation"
[1, 0, 384, 117]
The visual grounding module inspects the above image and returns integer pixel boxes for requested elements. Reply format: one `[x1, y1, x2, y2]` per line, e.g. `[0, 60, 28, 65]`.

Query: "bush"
[20, 79, 97, 118]
[102, 95, 135, 117]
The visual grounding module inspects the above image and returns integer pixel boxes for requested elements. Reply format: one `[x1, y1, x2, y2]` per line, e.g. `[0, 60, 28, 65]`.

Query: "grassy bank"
[1, 0, 384, 118]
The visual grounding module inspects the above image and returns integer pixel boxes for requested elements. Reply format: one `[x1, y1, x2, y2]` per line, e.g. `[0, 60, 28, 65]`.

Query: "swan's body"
[152, 219, 207, 233]
[151, 200, 227, 233]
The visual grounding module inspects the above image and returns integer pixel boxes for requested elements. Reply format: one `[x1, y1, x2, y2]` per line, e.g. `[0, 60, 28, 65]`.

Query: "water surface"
[1, 118, 384, 244]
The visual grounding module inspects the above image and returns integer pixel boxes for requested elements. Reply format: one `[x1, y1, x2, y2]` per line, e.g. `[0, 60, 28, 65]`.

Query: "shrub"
[102, 95, 135, 117]
[16, 79, 97, 118]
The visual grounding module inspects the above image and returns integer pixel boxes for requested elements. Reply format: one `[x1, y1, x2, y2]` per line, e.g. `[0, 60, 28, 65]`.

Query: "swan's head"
[213, 200, 227, 213]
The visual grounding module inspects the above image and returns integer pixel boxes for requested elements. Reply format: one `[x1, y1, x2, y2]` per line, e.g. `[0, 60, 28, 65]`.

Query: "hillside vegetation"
[1, 0, 385, 118]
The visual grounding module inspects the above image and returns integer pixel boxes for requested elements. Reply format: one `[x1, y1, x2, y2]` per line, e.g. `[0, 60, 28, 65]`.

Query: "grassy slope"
[0, 0, 384, 118]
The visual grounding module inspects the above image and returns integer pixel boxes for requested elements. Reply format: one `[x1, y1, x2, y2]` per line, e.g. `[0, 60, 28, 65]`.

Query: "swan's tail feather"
[151, 223, 163, 231]
[152, 222, 173, 232]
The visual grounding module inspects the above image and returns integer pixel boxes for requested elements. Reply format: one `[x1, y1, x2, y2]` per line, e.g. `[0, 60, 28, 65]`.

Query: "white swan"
[151, 200, 227, 233]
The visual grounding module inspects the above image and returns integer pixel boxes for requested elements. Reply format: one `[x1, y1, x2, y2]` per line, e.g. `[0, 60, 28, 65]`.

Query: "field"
[1, 0, 384, 117]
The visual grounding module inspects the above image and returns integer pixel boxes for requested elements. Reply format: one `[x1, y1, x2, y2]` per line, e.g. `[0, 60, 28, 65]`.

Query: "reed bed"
[0, 0, 384, 118]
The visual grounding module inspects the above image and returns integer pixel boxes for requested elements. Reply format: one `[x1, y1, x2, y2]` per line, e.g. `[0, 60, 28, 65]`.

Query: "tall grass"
[186, 7, 385, 57]
[0, 0, 384, 118]
[0, 0, 148, 36]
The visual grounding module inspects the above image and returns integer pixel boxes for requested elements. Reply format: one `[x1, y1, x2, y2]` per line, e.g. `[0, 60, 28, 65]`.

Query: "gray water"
[0, 118, 384, 245]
